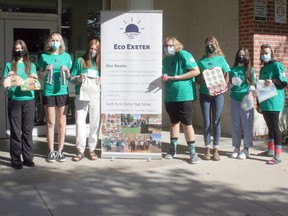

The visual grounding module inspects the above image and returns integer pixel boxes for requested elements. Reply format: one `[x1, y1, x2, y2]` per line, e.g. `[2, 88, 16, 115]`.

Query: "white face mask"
[164, 46, 175, 56]
[51, 41, 61, 50]
[90, 50, 97, 58]
[261, 53, 271, 63]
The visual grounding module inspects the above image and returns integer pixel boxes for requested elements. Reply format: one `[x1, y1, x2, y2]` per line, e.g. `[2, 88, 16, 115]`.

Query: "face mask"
[90, 50, 97, 58]
[164, 46, 175, 56]
[205, 45, 215, 54]
[261, 54, 271, 63]
[14, 50, 26, 58]
[51, 41, 61, 50]
[237, 56, 245, 64]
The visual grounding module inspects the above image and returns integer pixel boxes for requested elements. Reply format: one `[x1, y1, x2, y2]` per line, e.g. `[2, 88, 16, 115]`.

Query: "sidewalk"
[0, 130, 287, 216]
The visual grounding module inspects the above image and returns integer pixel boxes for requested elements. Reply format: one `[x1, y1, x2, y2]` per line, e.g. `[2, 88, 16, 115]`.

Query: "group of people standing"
[162, 36, 287, 165]
[3, 32, 287, 169]
[3, 32, 101, 169]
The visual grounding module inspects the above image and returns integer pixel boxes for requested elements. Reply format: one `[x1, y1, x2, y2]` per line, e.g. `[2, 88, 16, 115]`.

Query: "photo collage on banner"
[100, 10, 163, 159]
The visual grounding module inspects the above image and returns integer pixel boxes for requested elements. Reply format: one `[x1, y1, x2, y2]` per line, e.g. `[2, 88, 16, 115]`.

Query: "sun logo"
[120, 17, 145, 39]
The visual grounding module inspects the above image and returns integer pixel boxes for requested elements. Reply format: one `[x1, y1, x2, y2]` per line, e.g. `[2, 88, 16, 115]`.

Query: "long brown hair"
[81, 39, 101, 70]
[11, 40, 31, 75]
[233, 47, 253, 84]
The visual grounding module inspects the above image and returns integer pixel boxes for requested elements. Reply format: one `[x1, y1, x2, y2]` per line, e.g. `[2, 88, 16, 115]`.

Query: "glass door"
[2, 18, 57, 137]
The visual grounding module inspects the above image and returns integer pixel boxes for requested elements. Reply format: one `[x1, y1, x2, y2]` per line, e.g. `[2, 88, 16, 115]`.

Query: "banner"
[100, 11, 163, 159]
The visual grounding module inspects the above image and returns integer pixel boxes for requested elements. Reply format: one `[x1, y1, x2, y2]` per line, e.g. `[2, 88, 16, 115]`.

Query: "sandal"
[266, 157, 282, 165]
[88, 151, 98, 160]
[72, 152, 85, 162]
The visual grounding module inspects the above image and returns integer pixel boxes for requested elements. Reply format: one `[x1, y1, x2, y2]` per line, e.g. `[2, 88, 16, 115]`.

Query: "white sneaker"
[238, 148, 249, 159]
[230, 148, 240, 158]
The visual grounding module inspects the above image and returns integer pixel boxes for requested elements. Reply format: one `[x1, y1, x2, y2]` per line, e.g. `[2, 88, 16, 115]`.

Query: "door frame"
[0, 12, 58, 138]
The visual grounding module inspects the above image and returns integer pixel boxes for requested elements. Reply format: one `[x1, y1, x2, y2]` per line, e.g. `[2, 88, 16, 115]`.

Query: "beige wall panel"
[155, 0, 238, 136]
[110, 0, 129, 10]
[111, 0, 239, 136]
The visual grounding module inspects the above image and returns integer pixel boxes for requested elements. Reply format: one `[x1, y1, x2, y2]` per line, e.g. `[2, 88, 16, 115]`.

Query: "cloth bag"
[79, 76, 100, 101]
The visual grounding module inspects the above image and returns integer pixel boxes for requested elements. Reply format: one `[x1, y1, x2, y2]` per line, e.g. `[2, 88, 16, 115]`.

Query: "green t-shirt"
[259, 61, 287, 112]
[198, 55, 230, 96]
[71, 57, 100, 95]
[162, 50, 198, 102]
[3, 62, 37, 101]
[229, 66, 256, 102]
[38, 52, 72, 96]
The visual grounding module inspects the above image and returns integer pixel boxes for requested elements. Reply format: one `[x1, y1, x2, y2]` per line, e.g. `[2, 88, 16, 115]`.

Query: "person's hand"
[29, 73, 38, 79]
[162, 74, 168, 83]
[8, 71, 15, 77]
[264, 79, 272, 86]
[46, 65, 53, 71]
[61, 65, 69, 72]
[79, 73, 86, 81]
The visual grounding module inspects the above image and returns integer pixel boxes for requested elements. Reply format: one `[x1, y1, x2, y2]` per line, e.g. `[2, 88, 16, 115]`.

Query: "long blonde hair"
[204, 36, 225, 57]
[45, 32, 66, 54]
[163, 36, 183, 53]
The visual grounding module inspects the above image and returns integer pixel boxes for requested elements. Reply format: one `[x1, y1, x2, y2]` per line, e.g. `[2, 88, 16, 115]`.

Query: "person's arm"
[171, 66, 200, 81]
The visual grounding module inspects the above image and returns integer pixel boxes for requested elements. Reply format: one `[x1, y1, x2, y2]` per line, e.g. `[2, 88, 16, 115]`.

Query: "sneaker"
[56, 151, 66, 162]
[238, 148, 249, 159]
[165, 148, 176, 159]
[190, 153, 199, 164]
[230, 148, 240, 158]
[46, 151, 56, 163]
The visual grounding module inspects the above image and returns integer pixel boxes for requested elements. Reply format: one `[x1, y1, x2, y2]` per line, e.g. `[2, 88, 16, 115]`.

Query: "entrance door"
[0, 16, 57, 138]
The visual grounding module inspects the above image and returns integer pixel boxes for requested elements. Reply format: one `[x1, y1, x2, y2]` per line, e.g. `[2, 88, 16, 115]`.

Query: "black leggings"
[262, 111, 282, 146]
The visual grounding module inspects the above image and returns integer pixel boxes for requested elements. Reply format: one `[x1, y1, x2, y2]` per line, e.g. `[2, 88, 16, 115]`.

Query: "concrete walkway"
[0, 130, 287, 216]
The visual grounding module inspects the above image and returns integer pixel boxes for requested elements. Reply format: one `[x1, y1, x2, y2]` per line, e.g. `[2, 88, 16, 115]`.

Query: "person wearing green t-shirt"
[3, 40, 38, 169]
[197, 36, 230, 161]
[68, 39, 101, 162]
[229, 47, 256, 160]
[257, 44, 287, 165]
[162, 36, 200, 164]
[38, 32, 72, 163]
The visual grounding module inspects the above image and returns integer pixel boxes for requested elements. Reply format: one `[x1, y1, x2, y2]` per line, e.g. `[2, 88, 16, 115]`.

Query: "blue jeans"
[199, 93, 224, 147]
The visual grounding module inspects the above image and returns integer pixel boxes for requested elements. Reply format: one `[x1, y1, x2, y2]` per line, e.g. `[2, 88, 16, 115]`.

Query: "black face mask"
[237, 56, 245, 64]
[14, 50, 26, 58]
[205, 45, 215, 54]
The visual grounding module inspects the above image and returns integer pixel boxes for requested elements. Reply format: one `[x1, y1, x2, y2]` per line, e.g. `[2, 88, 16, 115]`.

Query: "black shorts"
[165, 101, 194, 125]
[42, 95, 69, 107]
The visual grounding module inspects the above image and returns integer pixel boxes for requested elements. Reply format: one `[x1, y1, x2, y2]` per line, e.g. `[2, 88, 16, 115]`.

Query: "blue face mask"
[261, 54, 271, 63]
[51, 41, 61, 50]
[164, 46, 175, 56]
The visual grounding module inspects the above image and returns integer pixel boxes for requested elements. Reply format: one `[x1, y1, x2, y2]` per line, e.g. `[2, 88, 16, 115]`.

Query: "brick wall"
[239, 0, 288, 105]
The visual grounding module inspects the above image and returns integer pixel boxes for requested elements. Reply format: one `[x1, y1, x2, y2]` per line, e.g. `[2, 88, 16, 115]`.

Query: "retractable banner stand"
[100, 10, 163, 160]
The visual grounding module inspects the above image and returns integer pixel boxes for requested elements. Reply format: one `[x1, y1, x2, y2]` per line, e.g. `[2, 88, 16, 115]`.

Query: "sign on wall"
[254, 0, 267, 21]
[275, 0, 287, 24]
[100, 10, 163, 159]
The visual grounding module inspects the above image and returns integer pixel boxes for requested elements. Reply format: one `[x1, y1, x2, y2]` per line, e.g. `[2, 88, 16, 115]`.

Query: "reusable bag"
[79, 76, 100, 101]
